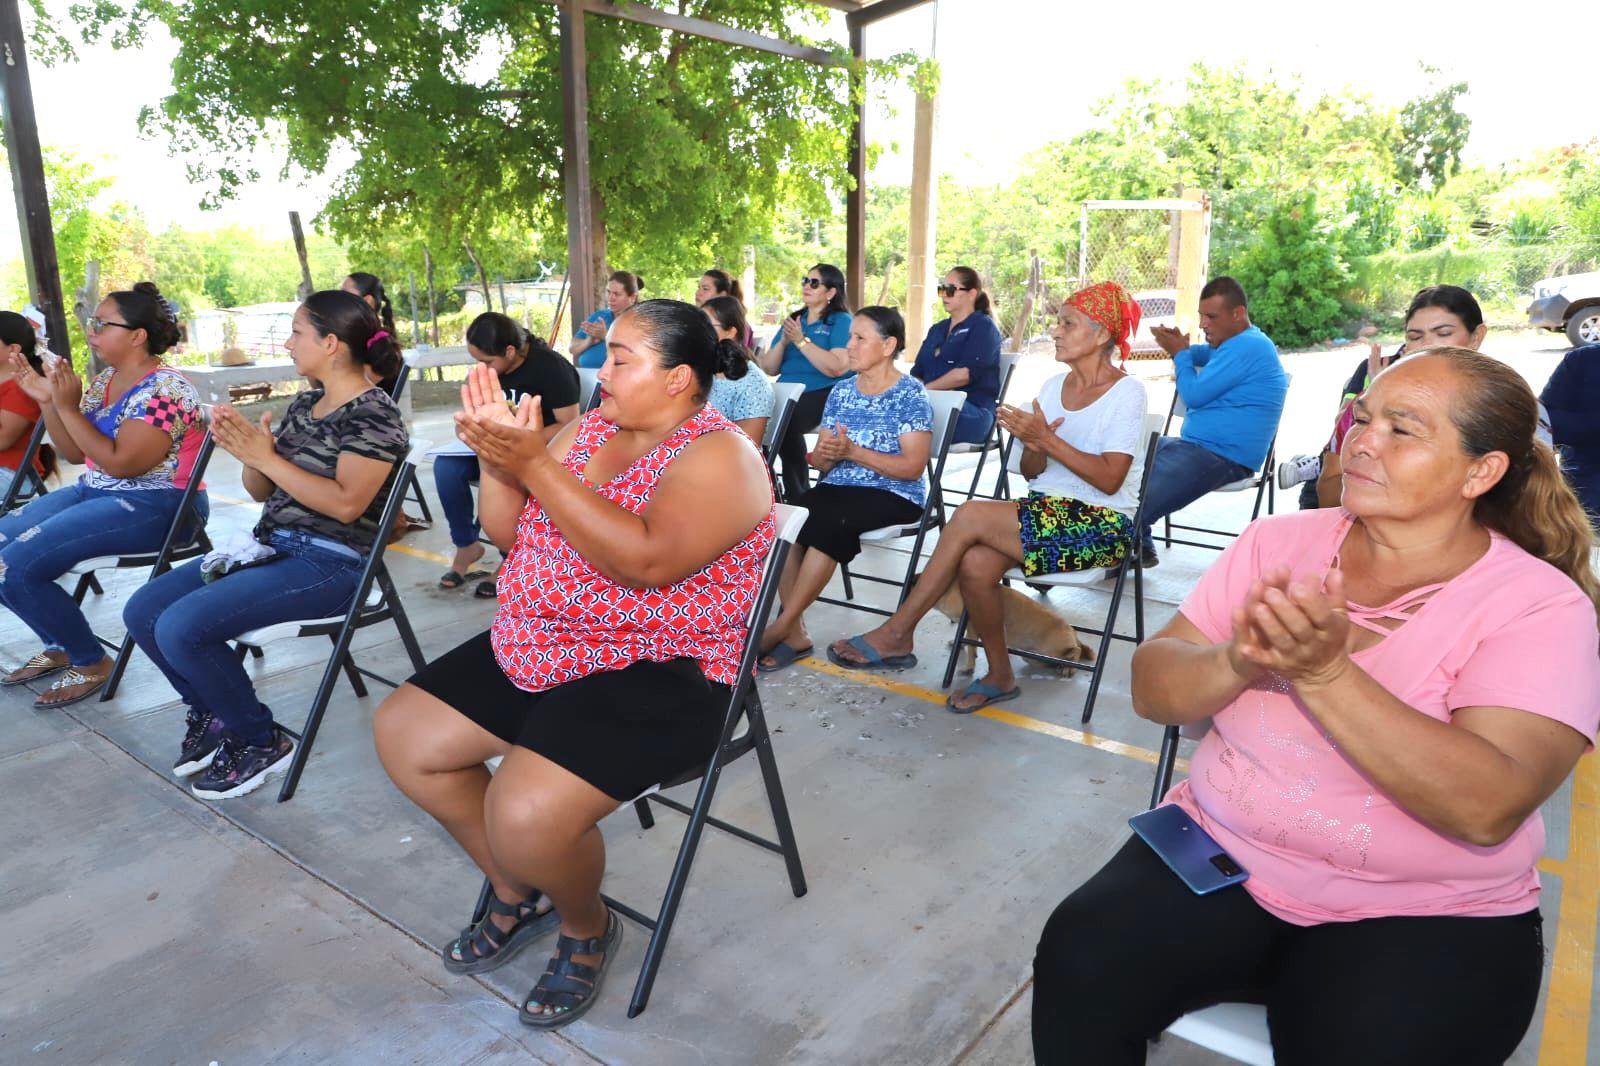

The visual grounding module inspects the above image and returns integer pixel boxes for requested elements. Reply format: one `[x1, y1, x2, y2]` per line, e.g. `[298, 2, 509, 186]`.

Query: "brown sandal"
[3, 650, 70, 686]
[34, 663, 112, 708]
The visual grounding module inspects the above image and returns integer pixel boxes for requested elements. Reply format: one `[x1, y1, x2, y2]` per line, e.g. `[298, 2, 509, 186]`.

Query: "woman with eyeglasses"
[569, 271, 644, 370]
[0, 282, 208, 707]
[911, 266, 1004, 446]
[757, 263, 853, 499]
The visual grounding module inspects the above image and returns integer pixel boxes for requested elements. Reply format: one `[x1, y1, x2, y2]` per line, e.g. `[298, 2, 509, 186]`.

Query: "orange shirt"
[0, 379, 43, 474]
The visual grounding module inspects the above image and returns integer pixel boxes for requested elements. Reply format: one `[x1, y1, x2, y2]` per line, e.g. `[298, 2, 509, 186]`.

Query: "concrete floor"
[1, 342, 1593, 1065]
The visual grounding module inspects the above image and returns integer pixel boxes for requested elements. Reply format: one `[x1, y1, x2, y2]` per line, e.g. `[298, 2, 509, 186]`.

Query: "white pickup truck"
[1527, 271, 1600, 346]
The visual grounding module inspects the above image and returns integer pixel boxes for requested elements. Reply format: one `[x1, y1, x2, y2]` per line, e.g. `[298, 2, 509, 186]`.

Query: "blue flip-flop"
[826, 634, 918, 672]
[947, 679, 1021, 714]
[758, 641, 813, 673]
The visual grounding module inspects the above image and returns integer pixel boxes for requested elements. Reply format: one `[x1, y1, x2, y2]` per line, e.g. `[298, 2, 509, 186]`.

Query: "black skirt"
[408, 631, 729, 801]
[792, 482, 924, 563]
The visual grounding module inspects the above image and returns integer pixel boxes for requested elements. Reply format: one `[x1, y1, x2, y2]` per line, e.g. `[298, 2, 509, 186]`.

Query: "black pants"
[776, 385, 834, 502]
[1032, 836, 1544, 1065]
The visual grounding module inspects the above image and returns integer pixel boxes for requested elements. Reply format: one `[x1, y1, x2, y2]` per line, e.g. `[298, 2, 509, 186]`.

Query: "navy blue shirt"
[1540, 343, 1600, 521]
[910, 313, 1003, 413]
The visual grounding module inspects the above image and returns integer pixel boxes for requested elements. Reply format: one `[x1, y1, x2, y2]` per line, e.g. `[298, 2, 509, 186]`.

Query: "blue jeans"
[1139, 437, 1253, 555]
[123, 528, 364, 746]
[953, 401, 997, 446]
[432, 453, 482, 548]
[0, 482, 205, 666]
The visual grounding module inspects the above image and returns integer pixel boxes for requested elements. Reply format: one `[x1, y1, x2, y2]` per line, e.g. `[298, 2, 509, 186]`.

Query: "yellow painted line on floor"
[208, 491, 455, 566]
[1538, 752, 1599, 1066]
[799, 657, 1186, 772]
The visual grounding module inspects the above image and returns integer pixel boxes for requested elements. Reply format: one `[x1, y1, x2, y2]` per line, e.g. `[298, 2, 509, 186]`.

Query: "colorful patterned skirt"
[1015, 493, 1133, 577]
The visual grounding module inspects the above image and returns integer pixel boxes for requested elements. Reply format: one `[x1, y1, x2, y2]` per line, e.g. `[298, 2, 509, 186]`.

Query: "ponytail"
[344, 272, 398, 337]
[1485, 442, 1600, 612]
[1434, 347, 1600, 613]
[702, 269, 744, 305]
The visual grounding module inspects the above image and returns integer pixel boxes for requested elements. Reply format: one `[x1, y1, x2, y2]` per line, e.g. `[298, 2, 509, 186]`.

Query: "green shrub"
[1228, 193, 1351, 348]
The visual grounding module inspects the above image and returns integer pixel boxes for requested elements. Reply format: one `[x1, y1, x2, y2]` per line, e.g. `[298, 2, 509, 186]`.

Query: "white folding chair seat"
[234, 586, 385, 646]
[1167, 1003, 1274, 1065]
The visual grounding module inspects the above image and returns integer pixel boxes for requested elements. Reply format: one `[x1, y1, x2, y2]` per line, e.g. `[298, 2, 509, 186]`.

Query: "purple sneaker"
[191, 728, 296, 800]
[173, 710, 225, 778]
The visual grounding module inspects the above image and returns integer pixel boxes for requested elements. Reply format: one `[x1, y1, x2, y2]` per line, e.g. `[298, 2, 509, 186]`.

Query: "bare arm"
[241, 464, 276, 502]
[53, 407, 173, 478]
[999, 401, 1133, 495]
[1130, 611, 1260, 726]
[0, 410, 29, 451]
[839, 430, 932, 482]
[756, 339, 786, 375]
[735, 417, 768, 444]
[1234, 568, 1590, 847]
[796, 337, 850, 378]
[544, 404, 579, 442]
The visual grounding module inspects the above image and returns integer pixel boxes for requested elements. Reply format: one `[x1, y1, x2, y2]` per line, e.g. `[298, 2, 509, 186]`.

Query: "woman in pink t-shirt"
[1033, 348, 1600, 1065]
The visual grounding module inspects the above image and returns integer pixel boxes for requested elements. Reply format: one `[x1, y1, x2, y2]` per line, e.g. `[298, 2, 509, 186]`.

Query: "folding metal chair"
[577, 367, 602, 413]
[1159, 372, 1292, 552]
[0, 418, 50, 515]
[69, 431, 217, 701]
[385, 363, 434, 525]
[939, 416, 1163, 725]
[1147, 717, 1273, 1064]
[762, 381, 803, 482]
[469, 502, 810, 1018]
[231, 446, 428, 802]
[937, 347, 1022, 507]
[820, 389, 967, 618]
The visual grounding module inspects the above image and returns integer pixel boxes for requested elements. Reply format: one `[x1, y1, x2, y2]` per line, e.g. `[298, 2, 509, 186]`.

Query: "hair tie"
[367, 330, 391, 347]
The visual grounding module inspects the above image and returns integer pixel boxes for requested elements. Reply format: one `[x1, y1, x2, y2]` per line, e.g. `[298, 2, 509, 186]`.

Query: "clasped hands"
[1150, 325, 1191, 356]
[7, 350, 81, 409]
[1226, 565, 1354, 689]
[996, 400, 1064, 451]
[811, 423, 856, 465]
[211, 403, 278, 467]
[455, 362, 547, 481]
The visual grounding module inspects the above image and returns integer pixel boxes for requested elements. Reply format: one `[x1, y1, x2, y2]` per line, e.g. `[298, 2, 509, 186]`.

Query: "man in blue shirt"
[1140, 276, 1288, 565]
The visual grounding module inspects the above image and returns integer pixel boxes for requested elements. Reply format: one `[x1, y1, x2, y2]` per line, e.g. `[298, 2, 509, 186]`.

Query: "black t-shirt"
[501, 345, 581, 424]
[255, 387, 409, 552]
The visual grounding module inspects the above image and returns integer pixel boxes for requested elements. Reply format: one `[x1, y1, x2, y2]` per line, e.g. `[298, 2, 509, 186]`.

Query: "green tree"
[73, 0, 910, 295]
[1394, 69, 1471, 191]
[1229, 193, 1351, 347]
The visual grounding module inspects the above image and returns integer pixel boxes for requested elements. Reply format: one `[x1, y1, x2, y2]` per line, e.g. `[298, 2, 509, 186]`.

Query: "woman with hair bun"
[121, 289, 409, 800]
[911, 265, 1004, 445]
[702, 295, 773, 442]
[435, 311, 582, 592]
[569, 270, 644, 370]
[1, 282, 207, 706]
[375, 298, 773, 1028]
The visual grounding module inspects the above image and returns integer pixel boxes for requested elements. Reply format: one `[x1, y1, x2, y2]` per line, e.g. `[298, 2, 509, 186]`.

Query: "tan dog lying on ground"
[926, 576, 1094, 677]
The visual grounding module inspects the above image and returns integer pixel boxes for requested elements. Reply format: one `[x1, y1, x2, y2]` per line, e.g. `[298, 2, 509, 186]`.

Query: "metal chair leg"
[1151, 725, 1181, 808]
[942, 609, 969, 690]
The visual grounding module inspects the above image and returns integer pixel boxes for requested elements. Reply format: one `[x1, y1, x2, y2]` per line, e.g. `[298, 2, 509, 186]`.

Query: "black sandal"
[442, 892, 557, 975]
[519, 909, 622, 1029]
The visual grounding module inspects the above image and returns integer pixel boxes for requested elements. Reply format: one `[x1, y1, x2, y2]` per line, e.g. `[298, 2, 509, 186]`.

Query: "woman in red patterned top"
[375, 299, 773, 1030]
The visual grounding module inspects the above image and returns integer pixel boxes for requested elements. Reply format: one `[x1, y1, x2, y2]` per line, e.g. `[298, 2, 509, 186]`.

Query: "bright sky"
[4, 0, 1598, 251]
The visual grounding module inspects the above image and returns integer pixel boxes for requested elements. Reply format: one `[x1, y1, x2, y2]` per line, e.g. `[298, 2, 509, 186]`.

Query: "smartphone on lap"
[1129, 804, 1249, 895]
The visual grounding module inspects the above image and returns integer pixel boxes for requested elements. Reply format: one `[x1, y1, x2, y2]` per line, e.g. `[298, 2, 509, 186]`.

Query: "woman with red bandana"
[827, 282, 1149, 712]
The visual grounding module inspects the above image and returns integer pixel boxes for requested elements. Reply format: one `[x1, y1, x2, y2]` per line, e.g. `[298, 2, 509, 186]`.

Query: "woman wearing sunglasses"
[757, 263, 853, 500]
[911, 266, 1003, 445]
[0, 282, 208, 707]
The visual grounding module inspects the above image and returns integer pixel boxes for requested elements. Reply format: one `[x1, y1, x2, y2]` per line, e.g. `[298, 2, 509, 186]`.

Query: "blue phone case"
[1129, 804, 1249, 895]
